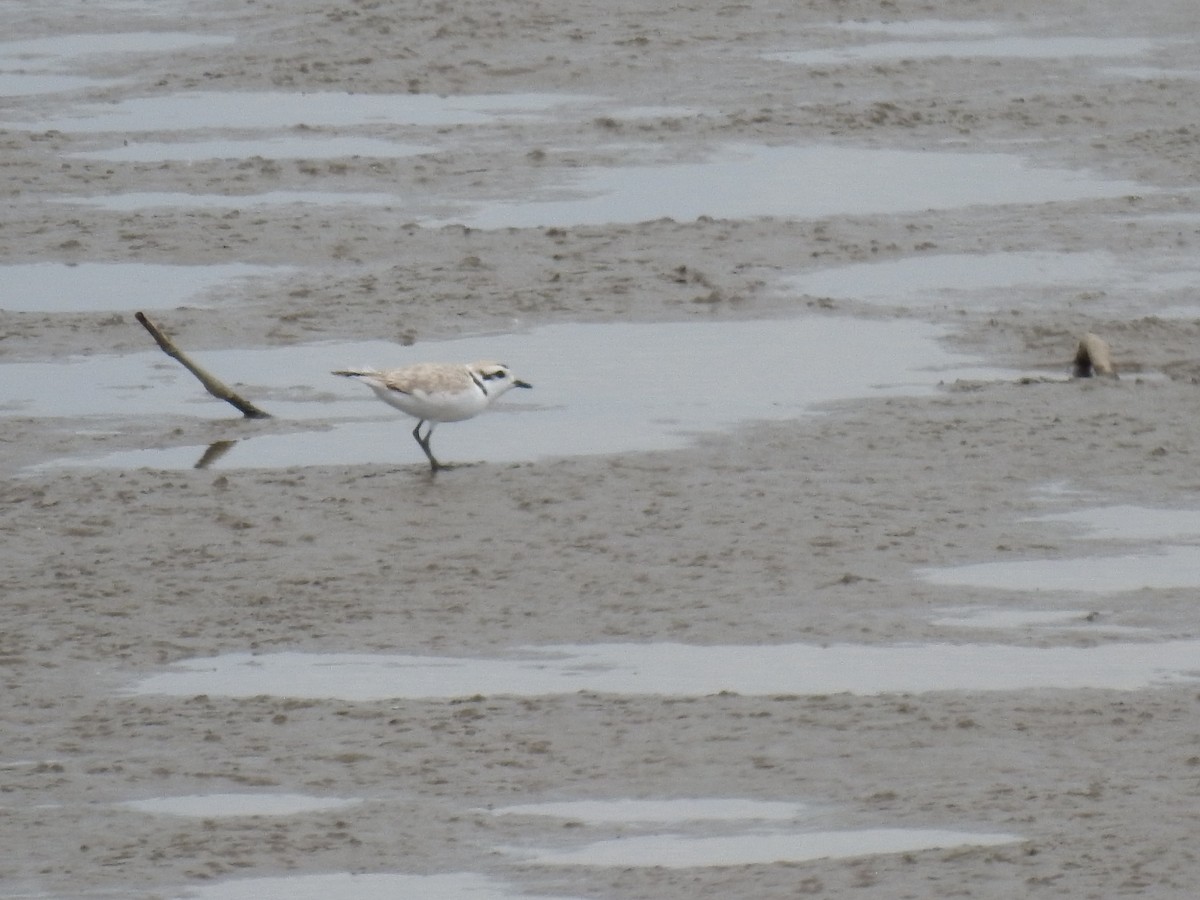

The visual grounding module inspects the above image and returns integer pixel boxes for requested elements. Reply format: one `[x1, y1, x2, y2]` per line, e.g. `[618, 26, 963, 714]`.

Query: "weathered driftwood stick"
[1072, 332, 1118, 379]
[135, 311, 271, 418]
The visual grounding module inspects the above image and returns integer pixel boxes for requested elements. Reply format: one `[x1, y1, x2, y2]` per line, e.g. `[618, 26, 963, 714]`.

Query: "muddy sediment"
[4, 1, 1200, 897]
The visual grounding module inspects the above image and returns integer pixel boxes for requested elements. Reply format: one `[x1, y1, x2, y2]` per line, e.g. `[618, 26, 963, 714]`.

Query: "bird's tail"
[332, 367, 379, 379]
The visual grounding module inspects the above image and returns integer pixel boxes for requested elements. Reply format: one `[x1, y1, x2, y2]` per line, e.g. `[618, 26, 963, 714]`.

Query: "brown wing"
[379, 364, 473, 395]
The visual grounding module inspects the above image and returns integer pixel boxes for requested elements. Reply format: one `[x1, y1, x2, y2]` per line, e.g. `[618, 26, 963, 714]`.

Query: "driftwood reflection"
[194, 440, 237, 469]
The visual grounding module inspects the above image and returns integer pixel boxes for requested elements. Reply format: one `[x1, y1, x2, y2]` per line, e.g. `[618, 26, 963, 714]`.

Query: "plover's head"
[472, 361, 532, 393]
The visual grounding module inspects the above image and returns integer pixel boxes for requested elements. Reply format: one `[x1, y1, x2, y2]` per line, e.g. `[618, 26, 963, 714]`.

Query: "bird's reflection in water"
[194, 440, 237, 469]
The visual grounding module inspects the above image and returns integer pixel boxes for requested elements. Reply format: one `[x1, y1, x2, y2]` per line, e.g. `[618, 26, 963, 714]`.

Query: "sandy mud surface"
[4, 0, 1200, 897]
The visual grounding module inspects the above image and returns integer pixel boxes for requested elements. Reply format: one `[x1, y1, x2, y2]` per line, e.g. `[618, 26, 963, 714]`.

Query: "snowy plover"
[333, 361, 532, 472]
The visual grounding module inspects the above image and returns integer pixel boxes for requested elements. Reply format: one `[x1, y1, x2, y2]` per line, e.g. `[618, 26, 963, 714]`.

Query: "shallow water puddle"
[486, 797, 1018, 868]
[920, 546, 1200, 593]
[778, 251, 1200, 314]
[921, 505, 1200, 593]
[768, 36, 1159, 67]
[130, 640, 1200, 700]
[780, 251, 1117, 305]
[54, 191, 405, 211]
[1106, 66, 1200, 82]
[44, 140, 1145, 224]
[0, 32, 231, 97]
[0, 32, 234, 63]
[828, 20, 1007, 38]
[1026, 505, 1200, 541]
[432, 143, 1144, 229]
[8, 90, 599, 133]
[484, 798, 808, 823]
[121, 793, 361, 817]
[0, 262, 288, 313]
[69, 135, 433, 162]
[19, 317, 1005, 469]
[52, 141, 1145, 224]
[499, 827, 1019, 868]
[0, 73, 116, 96]
[169, 872, 577, 900]
[66, 113, 691, 163]
[931, 607, 1148, 634]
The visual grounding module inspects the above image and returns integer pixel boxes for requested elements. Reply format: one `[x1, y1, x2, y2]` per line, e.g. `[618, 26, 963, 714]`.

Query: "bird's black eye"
[486, 370, 507, 380]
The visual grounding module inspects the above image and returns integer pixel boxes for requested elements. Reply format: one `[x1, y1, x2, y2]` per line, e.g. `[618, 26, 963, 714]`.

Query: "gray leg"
[411, 420, 440, 472]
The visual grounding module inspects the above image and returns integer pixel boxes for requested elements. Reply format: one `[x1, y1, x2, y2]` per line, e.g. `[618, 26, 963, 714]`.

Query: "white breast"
[367, 379, 490, 423]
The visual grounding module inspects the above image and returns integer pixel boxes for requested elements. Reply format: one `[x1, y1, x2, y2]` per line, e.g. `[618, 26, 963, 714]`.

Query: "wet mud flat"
[4, 0, 1200, 898]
